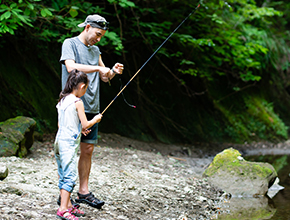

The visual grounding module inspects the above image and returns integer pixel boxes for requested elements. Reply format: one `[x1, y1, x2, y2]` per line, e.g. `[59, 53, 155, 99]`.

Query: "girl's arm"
[75, 100, 102, 130]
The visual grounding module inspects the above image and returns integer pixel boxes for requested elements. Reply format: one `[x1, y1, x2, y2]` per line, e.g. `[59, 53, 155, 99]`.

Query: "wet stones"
[0, 163, 8, 180]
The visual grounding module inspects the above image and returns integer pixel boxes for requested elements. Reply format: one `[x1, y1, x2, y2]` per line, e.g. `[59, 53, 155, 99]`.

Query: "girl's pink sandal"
[69, 206, 86, 217]
[57, 209, 79, 220]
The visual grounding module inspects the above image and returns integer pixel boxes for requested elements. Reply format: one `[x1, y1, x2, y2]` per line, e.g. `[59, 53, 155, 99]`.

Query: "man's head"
[78, 14, 109, 46]
[78, 14, 109, 30]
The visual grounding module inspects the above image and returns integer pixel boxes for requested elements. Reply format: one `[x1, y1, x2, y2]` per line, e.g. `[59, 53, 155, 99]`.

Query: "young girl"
[54, 69, 102, 220]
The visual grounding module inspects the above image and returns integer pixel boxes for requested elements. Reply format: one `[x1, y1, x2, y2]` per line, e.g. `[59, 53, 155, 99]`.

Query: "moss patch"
[0, 116, 36, 157]
[204, 148, 274, 178]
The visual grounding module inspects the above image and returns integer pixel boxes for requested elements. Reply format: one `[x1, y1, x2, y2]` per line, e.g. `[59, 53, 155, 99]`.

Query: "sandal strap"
[65, 213, 78, 220]
[85, 192, 100, 203]
[57, 209, 79, 220]
[78, 192, 101, 203]
[69, 207, 85, 215]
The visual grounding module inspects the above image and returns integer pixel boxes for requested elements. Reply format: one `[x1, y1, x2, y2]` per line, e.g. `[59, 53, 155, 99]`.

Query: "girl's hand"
[82, 128, 91, 136]
[94, 113, 103, 123]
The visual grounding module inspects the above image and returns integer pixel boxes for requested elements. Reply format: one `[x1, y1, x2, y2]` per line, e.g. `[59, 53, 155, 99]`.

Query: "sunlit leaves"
[238, 4, 283, 21]
[195, 0, 282, 83]
[177, 34, 215, 47]
[69, 6, 79, 18]
[0, 0, 124, 55]
[0, 0, 285, 78]
[211, 13, 223, 24]
[40, 8, 53, 17]
[99, 31, 124, 55]
[0, 0, 53, 35]
[178, 68, 198, 77]
[107, 0, 135, 8]
[1, 11, 11, 20]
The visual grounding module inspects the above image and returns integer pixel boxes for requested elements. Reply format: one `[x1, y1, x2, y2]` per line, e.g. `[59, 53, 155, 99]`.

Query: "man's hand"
[99, 66, 111, 77]
[99, 62, 124, 83]
[112, 63, 124, 75]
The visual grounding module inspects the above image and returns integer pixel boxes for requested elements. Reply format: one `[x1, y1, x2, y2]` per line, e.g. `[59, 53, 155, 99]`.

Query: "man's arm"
[98, 55, 115, 82]
[99, 55, 124, 82]
[64, 59, 111, 75]
[64, 56, 123, 83]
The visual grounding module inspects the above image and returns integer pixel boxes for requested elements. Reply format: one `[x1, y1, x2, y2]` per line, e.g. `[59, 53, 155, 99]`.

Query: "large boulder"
[0, 116, 36, 157]
[203, 148, 277, 197]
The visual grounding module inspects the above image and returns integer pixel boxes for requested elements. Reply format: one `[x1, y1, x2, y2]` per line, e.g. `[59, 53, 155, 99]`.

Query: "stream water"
[247, 154, 290, 220]
[217, 153, 290, 219]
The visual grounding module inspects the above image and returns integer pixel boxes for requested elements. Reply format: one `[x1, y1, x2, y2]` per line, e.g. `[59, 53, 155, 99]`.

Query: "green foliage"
[245, 96, 288, 139]
[193, 1, 282, 83]
[107, 0, 135, 8]
[0, 1, 34, 35]
[271, 155, 288, 174]
[215, 95, 288, 142]
[0, 0, 126, 53]
[100, 31, 124, 54]
[1, 0, 290, 144]
[2, 0, 282, 83]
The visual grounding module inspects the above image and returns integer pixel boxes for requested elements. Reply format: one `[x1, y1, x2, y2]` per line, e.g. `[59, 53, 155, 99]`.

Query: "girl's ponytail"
[58, 69, 88, 102]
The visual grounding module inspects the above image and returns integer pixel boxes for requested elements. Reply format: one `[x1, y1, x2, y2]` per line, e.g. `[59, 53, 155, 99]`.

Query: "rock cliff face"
[0, 39, 60, 132]
[0, 116, 36, 157]
[203, 148, 277, 197]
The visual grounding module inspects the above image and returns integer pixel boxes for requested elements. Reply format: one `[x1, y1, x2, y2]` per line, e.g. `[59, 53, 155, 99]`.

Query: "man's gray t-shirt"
[60, 36, 101, 114]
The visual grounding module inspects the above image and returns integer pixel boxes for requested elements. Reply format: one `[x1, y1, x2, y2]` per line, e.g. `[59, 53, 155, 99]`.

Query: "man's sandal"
[56, 209, 78, 220]
[75, 192, 105, 209]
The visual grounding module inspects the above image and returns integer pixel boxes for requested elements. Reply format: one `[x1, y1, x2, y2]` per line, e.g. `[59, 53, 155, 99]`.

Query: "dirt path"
[0, 132, 230, 220]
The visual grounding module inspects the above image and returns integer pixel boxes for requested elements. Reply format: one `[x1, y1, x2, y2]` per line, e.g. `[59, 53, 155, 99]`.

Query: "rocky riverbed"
[0, 132, 233, 220]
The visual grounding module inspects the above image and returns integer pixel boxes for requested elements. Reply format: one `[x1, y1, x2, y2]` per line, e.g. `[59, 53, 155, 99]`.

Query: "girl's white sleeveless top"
[56, 94, 82, 141]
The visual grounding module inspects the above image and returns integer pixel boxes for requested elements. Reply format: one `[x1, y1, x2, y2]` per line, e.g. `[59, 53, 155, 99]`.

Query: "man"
[59, 14, 124, 209]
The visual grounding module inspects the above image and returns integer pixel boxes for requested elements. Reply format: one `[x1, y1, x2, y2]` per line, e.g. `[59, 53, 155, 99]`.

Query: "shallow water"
[247, 154, 290, 220]
[218, 154, 290, 220]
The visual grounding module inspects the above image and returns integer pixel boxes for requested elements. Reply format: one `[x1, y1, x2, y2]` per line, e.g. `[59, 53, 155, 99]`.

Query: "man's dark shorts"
[81, 113, 98, 145]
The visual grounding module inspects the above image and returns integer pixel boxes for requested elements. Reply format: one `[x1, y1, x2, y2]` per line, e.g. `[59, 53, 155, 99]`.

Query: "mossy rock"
[203, 148, 277, 197]
[0, 116, 36, 157]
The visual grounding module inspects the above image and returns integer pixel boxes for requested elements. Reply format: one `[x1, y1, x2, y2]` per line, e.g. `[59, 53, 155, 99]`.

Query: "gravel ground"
[0, 132, 231, 220]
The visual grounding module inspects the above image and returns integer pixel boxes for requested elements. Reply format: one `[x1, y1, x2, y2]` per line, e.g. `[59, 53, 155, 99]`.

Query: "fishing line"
[119, 77, 136, 108]
[102, 3, 201, 115]
[119, 59, 157, 109]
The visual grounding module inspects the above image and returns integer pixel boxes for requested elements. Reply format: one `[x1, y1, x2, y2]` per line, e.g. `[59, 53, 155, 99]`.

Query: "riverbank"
[0, 132, 231, 220]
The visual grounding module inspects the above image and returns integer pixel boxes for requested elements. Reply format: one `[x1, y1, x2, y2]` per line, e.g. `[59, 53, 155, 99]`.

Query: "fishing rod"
[101, 3, 201, 115]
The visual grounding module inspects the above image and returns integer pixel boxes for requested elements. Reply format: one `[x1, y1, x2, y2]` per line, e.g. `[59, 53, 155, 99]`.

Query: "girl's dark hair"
[58, 69, 88, 102]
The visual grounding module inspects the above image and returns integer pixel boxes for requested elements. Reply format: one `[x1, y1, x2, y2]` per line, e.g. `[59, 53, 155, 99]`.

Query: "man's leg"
[76, 141, 105, 208]
[78, 142, 94, 195]
[76, 119, 105, 209]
